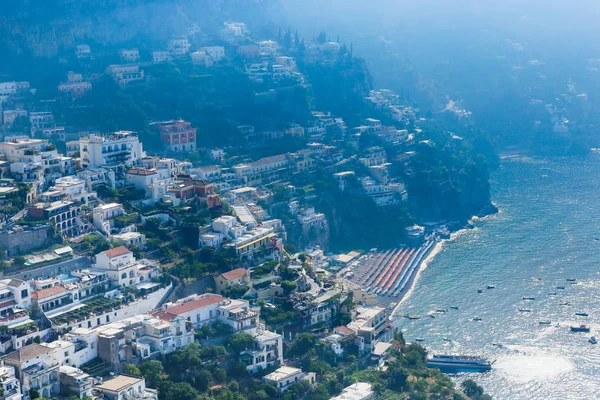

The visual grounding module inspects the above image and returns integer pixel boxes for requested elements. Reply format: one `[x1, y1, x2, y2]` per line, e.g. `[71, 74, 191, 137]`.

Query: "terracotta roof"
[3, 344, 53, 364]
[127, 168, 157, 176]
[151, 310, 179, 322]
[334, 326, 356, 337]
[157, 294, 224, 317]
[220, 268, 247, 281]
[103, 246, 131, 258]
[31, 285, 68, 300]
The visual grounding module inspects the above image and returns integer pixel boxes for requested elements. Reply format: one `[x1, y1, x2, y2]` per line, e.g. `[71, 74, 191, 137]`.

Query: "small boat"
[415, 338, 425, 342]
[487, 284, 496, 289]
[560, 302, 571, 306]
[443, 338, 452, 342]
[571, 324, 591, 333]
[436, 308, 448, 313]
[473, 317, 483, 321]
[405, 314, 421, 320]
[492, 343, 503, 348]
[576, 312, 589, 317]
[518, 309, 531, 312]
[557, 286, 566, 290]
[477, 289, 483, 293]
[549, 292, 557, 295]
[567, 278, 577, 282]
[590, 336, 597, 344]
[595, 237, 600, 241]
[449, 306, 459, 310]
[522, 296, 536, 300]
[539, 320, 552, 325]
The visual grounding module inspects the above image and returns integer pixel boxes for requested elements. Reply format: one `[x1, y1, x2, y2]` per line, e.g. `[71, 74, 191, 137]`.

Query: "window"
[21, 289, 28, 298]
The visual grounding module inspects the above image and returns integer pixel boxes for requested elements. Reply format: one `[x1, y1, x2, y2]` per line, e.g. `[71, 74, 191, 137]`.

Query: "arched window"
[121, 273, 127, 279]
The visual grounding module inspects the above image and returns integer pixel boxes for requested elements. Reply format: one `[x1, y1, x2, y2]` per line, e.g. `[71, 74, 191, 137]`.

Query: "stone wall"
[0, 226, 54, 256]
[9, 256, 92, 281]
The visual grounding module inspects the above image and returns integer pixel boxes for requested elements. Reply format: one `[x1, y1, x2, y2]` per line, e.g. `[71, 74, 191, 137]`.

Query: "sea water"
[395, 155, 600, 399]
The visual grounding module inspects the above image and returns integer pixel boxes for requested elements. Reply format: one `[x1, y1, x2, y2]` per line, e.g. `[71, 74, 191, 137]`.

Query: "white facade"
[200, 46, 225, 62]
[105, 65, 145, 86]
[80, 132, 145, 169]
[93, 246, 157, 288]
[0, 364, 22, 400]
[331, 383, 374, 400]
[152, 51, 172, 63]
[242, 329, 283, 373]
[92, 203, 125, 234]
[119, 49, 140, 63]
[168, 38, 191, 56]
[262, 367, 315, 393]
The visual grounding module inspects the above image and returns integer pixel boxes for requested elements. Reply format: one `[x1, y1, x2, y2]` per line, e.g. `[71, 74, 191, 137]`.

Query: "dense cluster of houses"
[0, 18, 422, 400]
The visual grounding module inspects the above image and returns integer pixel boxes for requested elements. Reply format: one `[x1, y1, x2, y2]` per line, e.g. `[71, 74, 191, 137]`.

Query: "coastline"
[390, 209, 496, 319]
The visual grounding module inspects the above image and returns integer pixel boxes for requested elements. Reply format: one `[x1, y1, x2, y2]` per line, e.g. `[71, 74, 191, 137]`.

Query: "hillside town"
[0, 14, 490, 400]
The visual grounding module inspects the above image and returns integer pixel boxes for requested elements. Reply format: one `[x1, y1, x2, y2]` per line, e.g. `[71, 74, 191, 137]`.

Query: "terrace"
[48, 296, 122, 326]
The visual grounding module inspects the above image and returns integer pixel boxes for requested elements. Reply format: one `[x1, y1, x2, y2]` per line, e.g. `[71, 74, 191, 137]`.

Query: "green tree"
[12, 256, 26, 266]
[227, 332, 256, 353]
[281, 280, 297, 295]
[287, 333, 317, 358]
[213, 367, 227, 383]
[194, 369, 212, 392]
[307, 384, 329, 400]
[124, 364, 142, 377]
[462, 379, 484, 399]
[139, 360, 165, 388]
[387, 363, 409, 392]
[161, 382, 197, 400]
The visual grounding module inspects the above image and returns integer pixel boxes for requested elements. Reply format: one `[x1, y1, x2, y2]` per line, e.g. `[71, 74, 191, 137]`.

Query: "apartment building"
[80, 132, 145, 169]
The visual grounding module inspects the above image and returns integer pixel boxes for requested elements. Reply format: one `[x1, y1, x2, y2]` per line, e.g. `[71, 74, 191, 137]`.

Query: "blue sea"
[395, 155, 600, 400]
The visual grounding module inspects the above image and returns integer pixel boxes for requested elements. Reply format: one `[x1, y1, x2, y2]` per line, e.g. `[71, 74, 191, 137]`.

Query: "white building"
[95, 375, 157, 400]
[94, 246, 158, 288]
[212, 215, 239, 236]
[152, 51, 172, 63]
[105, 65, 145, 87]
[75, 45, 91, 59]
[0, 363, 22, 400]
[168, 38, 191, 56]
[80, 132, 145, 169]
[3, 344, 61, 399]
[125, 168, 159, 191]
[58, 71, 92, 98]
[29, 112, 55, 133]
[262, 367, 315, 393]
[241, 329, 283, 373]
[331, 383, 374, 400]
[92, 203, 126, 234]
[200, 46, 225, 62]
[119, 49, 140, 63]
[2, 109, 28, 127]
[258, 40, 278, 55]
[154, 293, 259, 334]
[193, 165, 221, 181]
[52, 176, 95, 204]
